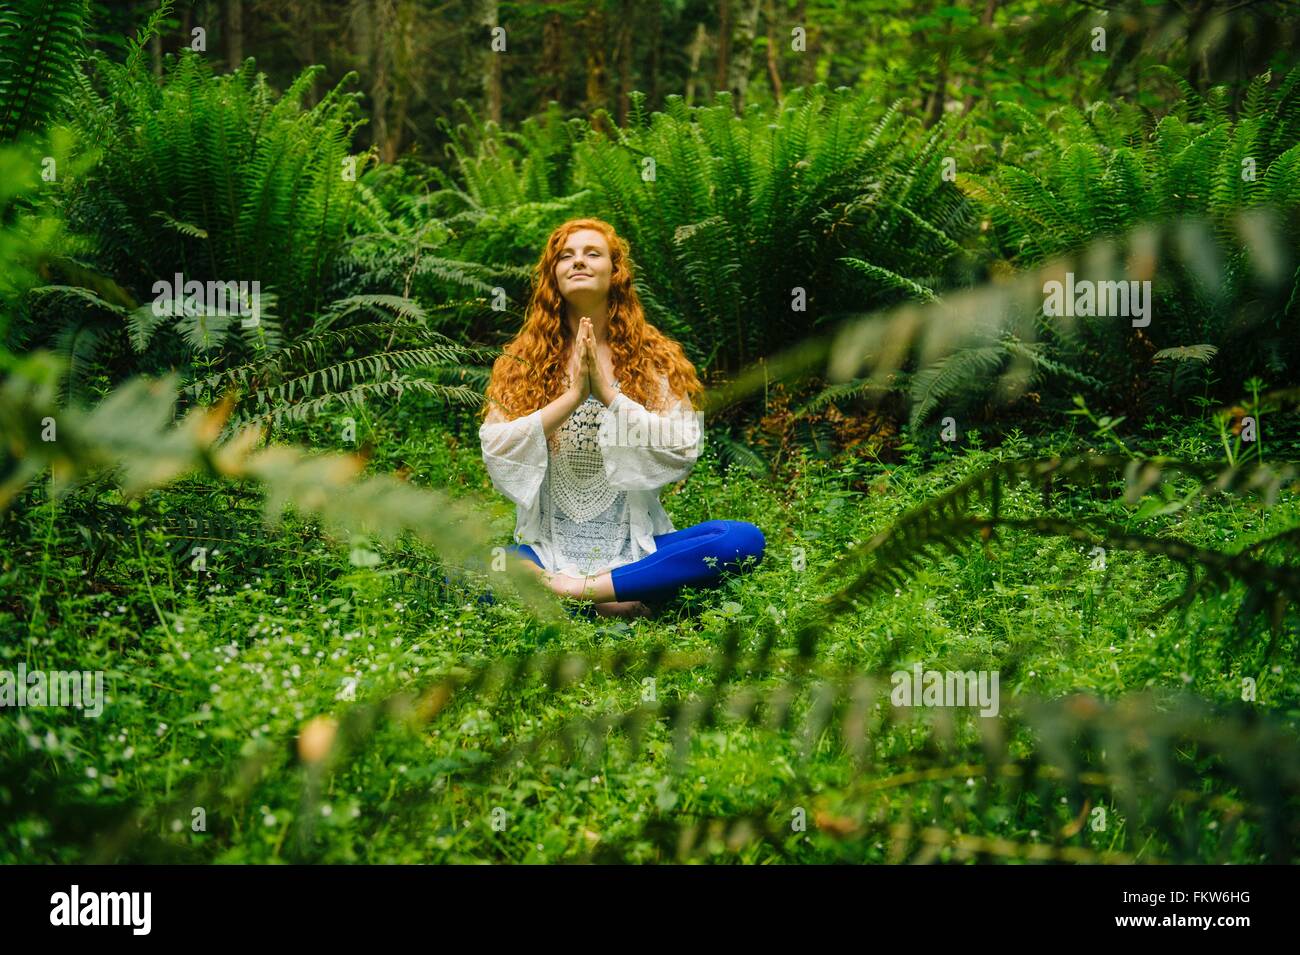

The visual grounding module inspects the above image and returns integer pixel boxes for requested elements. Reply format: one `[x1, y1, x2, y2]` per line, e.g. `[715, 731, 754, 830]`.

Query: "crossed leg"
[513, 557, 650, 617]
[507, 520, 763, 617]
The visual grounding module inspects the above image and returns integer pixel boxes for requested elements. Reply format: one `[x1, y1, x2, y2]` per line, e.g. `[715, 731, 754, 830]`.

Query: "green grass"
[2, 395, 1298, 863]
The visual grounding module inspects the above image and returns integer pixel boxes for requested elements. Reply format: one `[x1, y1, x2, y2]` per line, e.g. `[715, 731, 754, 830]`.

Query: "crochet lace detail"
[543, 382, 635, 574]
[548, 387, 618, 522]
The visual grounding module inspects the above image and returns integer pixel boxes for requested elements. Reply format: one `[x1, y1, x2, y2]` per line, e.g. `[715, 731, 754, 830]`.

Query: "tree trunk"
[582, 4, 609, 117]
[352, 0, 372, 89]
[728, 0, 761, 111]
[1185, 0, 1219, 94]
[764, 0, 783, 104]
[350, 0, 400, 160]
[225, 0, 243, 71]
[795, 0, 815, 89]
[961, 0, 999, 115]
[616, 0, 635, 126]
[150, 1, 161, 77]
[925, 16, 952, 127]
[714, 0, 731, 101]
[296, 0, 320, 105]
[685, 22, 707, 106]
[541, 6, 566, 106]
[388, 0, 416, 158]
[478, 0, 502, 125]
[647, 0, 663, 109]
[354, 0, 394, 162]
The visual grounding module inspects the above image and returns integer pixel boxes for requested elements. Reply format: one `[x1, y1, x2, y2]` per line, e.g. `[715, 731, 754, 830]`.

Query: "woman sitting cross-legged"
[477, 217, 765, 618]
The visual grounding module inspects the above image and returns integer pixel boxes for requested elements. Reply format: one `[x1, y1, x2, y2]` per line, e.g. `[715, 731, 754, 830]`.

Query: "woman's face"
[554, 228, 613, 304]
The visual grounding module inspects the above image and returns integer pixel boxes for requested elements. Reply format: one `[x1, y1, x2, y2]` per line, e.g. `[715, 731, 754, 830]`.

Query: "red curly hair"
[480, 218, 703, 421]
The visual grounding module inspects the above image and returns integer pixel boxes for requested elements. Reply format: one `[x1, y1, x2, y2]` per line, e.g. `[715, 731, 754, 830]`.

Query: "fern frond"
[229, 375, 483, 432]
[793, 376, 899, 418]
[1153, 344, 1219, 363]
[810, 455, 1300, 644]
[711, 432, 769, 477]
[839, 257, 938, 303]
[0, 0, 89, 141]
[908, 345, 1007, 428]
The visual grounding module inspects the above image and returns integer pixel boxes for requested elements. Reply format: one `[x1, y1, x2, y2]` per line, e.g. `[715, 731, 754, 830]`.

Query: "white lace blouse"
[479, 373, 704, 578]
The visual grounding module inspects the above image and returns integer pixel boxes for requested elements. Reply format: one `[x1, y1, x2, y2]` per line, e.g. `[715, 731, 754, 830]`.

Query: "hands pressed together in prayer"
[564, 316, 616, 407]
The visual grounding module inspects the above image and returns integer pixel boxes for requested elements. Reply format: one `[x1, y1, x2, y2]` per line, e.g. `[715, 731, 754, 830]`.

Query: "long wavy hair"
[480, 218, 703, 421]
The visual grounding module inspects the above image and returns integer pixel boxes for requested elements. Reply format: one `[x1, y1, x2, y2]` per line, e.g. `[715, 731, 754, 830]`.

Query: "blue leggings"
[508, 519, 766, 603]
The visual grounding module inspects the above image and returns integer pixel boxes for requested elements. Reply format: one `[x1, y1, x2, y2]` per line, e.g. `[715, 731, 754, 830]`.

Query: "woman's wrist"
[587, 373, 616, 406]
[541, 383, 586, 438]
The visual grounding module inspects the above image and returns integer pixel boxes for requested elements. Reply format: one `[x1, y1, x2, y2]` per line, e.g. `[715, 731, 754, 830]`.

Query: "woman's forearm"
[539, 386, 584, 440]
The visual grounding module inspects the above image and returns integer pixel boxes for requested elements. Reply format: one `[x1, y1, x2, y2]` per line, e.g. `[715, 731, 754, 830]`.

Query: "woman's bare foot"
[538, 569, 619, 603]
[593, 600, 652, 618]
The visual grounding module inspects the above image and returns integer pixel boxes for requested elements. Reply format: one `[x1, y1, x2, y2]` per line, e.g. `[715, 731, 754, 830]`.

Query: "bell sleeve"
[479, 405, 549, 510]
[597, 374, 704, 490]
